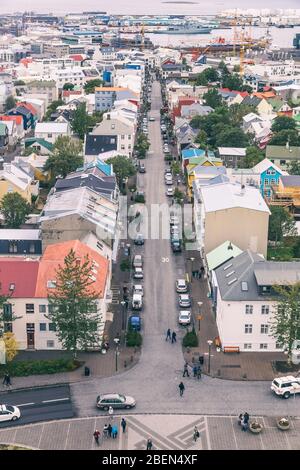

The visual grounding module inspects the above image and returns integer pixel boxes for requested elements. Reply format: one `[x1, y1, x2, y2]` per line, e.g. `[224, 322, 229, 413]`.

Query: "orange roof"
[95, 87, 127, 92]
[35, 240, 109, 298]
[62, 90, 82, 97]
[253, 91, 276, 99]
[17, 101, 38, 115]
[0, 115, 23, 126]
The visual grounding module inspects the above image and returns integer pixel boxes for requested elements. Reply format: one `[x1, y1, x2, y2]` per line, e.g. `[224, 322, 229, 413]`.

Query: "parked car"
[133, 267, 144, 279]
[133, 254, 143, 268]
[170, 215, 179, 225]
[171, 236, 182, 252]
[178, 310, 191, 325]
[271, 376, 300, 399]
[0, 405, 21, 422]
[164, 168, 172, 175]
[134, 233, 145, 245]
[176, 279, 188, 293]
[149, 117, 155, 121]
[165, 175, 173, 185]
[179, 294, 191, 308]
[132, 293, 143, 310]
[96, 393, 136, 410]
[139, 163, 146, 173]
[166, 187, 175, 197]
[128, 315, 141, 332]
[133, 284, 144, 296]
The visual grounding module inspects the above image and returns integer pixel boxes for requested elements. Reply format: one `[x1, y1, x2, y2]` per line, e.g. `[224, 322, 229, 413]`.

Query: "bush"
[182, 328, 198, 347]
[164, 154, 174, 161]
[134, 194, 145, 203]
[126, 330, 142, 347]
[120, 258, 131, 271]
[0, 358, 80, 377]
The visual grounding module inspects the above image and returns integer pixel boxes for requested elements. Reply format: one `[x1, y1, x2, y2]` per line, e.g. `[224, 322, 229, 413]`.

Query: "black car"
[134, 234, 145, 245]
[139, 164, 146, 173]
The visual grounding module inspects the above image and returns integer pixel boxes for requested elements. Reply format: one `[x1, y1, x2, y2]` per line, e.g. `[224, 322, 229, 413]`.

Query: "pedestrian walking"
[121, 418, 127, 433]
[166, 328, 171, 341]
[193, 426, 200, 442]
[179, 381, 185, 397]
[112, 425, 118, 439]
[241, 412, 249, 432]
[93, 429, 101, 445]
[196, 366, 202, 380]
[146, 438, 153, 450]
[2, 373, 11, 387]
[103, 424, 109, 438]
[171, 331, 177, 343]
[193, 365, 198, 377]
[183, 362, 190, 377]
[108, 406, 114, 420]
[107, 423, 113, 438]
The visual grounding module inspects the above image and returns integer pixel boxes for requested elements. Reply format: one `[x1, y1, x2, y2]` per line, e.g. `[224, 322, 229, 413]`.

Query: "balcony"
[266, 184, 300, 208]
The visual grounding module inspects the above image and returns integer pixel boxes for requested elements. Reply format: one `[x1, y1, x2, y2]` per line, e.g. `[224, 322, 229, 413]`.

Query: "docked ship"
[152, 22, 212, 34]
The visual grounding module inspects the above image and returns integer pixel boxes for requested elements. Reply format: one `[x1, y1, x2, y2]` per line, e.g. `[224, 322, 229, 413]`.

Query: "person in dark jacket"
[183, 362, 190, 377]
[93, 429, 100, 445]
[107, 423, 113, 437]
[121, 418, 127, 433]
[166, 328, 171, 341]
[171, 331, 177, 343]
[146, 438, 153, 450]
[179, 381, 185, 397]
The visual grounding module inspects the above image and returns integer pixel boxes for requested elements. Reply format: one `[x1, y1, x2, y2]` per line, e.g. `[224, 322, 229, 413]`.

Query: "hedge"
[0, 358, 81, 377]
[126, 330, 142, 347]
[182, 328, 198, 348]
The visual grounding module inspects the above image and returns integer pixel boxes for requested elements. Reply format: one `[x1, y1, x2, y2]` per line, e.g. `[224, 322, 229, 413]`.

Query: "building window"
[260, 343, 268, 350]
[47, 340, 54, 348]
[280, 159, 286, 165]
[121, 145, 125, 150]
[264, 178, 269, 186]
[128, 135, 131, 140]
[245, 324, 253, 334]
[49, 323, 56, 332]
[244, 343, 252, 350]
[261, 305, 269, 315]
[121, 134, 125, 139]
[261, 324, 269, 334]
[48, 305, 55, 313]
[39, 305, 47, 313]
[275, 342, 282, 349]
[3, 303, 12, 321]
[39, 323, 46, 331]
[4, 323, 12, 333]
[245, 305, 253, 314]
[26, 304, 34, 314]
[29, 243, 35, 254]
[47, 133, 52, 138]
[8, 242, 18, 253]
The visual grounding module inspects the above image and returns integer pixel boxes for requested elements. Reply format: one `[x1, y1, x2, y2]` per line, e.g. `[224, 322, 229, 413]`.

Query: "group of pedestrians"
[93, 418, 127, 445]
[166, 329, 176, 343]
[238, 412, 250, 432]
[183, 362, 201, 379]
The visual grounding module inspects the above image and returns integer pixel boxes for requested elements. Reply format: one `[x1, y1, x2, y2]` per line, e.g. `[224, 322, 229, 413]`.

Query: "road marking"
[16, 402, 35, 407]
[42, 397, 70, 404]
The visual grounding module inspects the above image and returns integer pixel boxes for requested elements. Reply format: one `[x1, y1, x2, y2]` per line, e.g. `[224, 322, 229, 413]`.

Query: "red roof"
[0, 115, 23, 126]
[0, 259, 39, 298]
[17, 102, 37, 115]
[20, 58, 33, 67]
[219, 87, 249, 97]
[62, 90, 82, 97]
[69, 54, 84, 62]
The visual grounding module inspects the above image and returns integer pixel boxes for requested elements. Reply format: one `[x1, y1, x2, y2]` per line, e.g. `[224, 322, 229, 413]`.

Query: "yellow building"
[186, 156, 224, 197]
[0, 163, 39, 203]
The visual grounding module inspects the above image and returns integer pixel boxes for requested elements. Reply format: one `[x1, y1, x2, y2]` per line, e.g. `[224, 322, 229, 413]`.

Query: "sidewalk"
[183, 249, 286, 381]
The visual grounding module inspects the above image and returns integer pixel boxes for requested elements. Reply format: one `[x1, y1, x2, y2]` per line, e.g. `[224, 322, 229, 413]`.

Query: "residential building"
[90, 117, 134, 157]
[211, 250, 300, 352]
[0, 229, 42, 256]
[0, 122, 9, 153]
[35, 122, 71, 145]
[217, 148, 247, 168]
[0, 162, 39, 202]
[95, 87, 138, 112]
[0, 116, 24, 141]
[26, 81, 58, 104]
[193, 182, 270, 258]
[266, 145, 300, 169]
[252, 158, 286, 198]
[7, 106, 34, 132]
[268, 175, 300, 216]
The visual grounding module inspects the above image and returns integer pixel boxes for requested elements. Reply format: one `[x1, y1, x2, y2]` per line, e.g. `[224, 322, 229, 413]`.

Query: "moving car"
[166, 187, 174, 197]
[133, 254, 143, 268]
[178, 310, 191, 326]
[133, 267, 144, 279]
[133, 284, 144, 296]
[96, 393, 136, 410]
[176, 279, 188, 293]
[271, 376, 300, 399]
[179, 294, 191, 308]
[132, 293, 143, 310]
[134, 233, 144, 245]
[0, 405, 21, 422]
[128, 315, 141, 332]
[149, 117, 155, 121]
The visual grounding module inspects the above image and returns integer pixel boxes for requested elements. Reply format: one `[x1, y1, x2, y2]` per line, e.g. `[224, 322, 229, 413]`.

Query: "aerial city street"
[0, 2, 299, 452]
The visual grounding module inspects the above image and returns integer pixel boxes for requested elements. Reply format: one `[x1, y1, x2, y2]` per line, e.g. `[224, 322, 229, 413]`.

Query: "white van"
[132, 293, 143, 310]
[133, 254, 143, 268]
[271, 376, 300, 399]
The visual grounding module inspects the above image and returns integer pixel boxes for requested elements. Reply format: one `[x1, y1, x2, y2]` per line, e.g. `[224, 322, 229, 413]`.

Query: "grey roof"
[280, 175, 300, 187]
[0, 229, 40, 240]
[266, 146, 300, 161]
[241, 96, 262, 107]
[55, 173, 116, 198]
[254, 261, 300, 286]
[208, 174, 230, 185]
[85, 134, 117, 156]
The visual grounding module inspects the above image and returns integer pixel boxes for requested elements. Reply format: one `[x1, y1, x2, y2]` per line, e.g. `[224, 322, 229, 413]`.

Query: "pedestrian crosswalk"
[109, 285, 121, 305]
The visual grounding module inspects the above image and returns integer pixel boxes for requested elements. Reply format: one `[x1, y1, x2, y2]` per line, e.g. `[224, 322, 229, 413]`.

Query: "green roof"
[25, 138, 53, 151]
[206, 241, 243, 271]
[266, 145, 300, 160]
[268, 98, 284, 112]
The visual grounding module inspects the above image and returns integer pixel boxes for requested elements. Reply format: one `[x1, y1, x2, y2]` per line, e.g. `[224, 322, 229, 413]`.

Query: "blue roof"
[182, 148, 205, 159]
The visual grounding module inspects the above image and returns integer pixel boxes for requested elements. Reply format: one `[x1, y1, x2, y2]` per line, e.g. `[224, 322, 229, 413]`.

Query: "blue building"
[252, 158, 285, 198]
[0, 230, 42, 256]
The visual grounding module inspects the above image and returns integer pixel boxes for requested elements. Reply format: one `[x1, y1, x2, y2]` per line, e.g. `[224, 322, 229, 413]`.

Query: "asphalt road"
[0, 385, 73, 427]
[71, 80, 300, 419]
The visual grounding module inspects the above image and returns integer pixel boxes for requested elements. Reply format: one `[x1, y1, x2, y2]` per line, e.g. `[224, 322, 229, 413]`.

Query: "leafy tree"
[0, 288, 21, 339]
[271, 116, 296, 133]
[47, 249, 102, 358]
[5, 95, 16, 111]
[44, 136, 83, 180]
[84, 79, 103, 94]
[0, 193, 31, 228]
[44, 99, 64, 121]
[87, 111, 104, 128]
[222, 73, 252, 92]
[171, 162, 181, 175]
[215, 125, 249, 148]
[71, 103, 90, 140]
[174, 187, 184, 205]
[287, 160, 300, 175]
[238, 146, 265, 168]
[195, 129, 208, 147]
[63, 82, 75, 91]
[3, 333, 19, 362]
[268, 206, 297, 243]
[228, 103, 256, 127]
[106, 155, 136, 188]
[270, 283, 300, 364]
[196, 67, 219, 86]
[218, 61, 230, 80]
[134, 134, 150, 158]
[269, 129, 300, 146]
[203, 88, 223, 109]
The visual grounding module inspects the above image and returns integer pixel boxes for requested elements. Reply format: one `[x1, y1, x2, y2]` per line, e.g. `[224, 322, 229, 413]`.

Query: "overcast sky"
[0, 0, 299, 15]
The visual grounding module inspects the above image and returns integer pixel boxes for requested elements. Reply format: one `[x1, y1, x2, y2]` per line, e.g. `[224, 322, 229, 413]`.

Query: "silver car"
[179, 294, 191, 308]
[96, 393, 136, 410]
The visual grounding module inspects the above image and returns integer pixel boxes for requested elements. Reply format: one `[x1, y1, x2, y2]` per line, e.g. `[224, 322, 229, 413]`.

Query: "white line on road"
[42, 397, 70, 404]
[16, 402, 35, 407]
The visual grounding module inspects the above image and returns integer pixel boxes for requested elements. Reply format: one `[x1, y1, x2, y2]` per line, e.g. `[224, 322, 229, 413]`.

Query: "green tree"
[106, 155, 136, 189]
[287, 160, 300, 175]
[44, 136, 83, 180]
[196, 67, 219, 86]
[0, 193, 31, 228]
[71, 103, 90, 140]
[238, 146, 265, 168]
[0, 287, 21, 339]
[134, 134, 150, 158]
[47, 249, 102, 358]
[44, 99, 64, 121]
[5, 95, 16, 111]
[269, 129, 300, 146]
[63, 82, 75, 91]
[268, 206, 297, 243]
[87, 111, 104, 128]
[271, 116, 296, 133]
[84, 79, 103, 94]
[222, 73, 252, 92]
[216, 126, 249, 148]
[203, 88, 223, 109]
[174, 187, 184, 205]
[270, 283, 300, 364]
[171, 162, 181, 175]
[228, 103, 256, 127]
[195, 129, 208, 147]
[218, 61, 230, 80]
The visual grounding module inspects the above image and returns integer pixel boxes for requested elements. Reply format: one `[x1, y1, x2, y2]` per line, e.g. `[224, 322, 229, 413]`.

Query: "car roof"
[180, 310, 191, 314]
[273, 375, 297, 383]
[134, 284, 143, 288]
[180, 294, 190, 298]
[99, 393, 121, 400]
[177, 279, 186, 284]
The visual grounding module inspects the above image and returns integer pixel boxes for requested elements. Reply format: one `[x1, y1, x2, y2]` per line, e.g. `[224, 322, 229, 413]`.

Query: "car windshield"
[5, 405, 14, 412]
[273, 380, 280, 387]
[119, 395, 126, 403]
[181, 313, 189, 318]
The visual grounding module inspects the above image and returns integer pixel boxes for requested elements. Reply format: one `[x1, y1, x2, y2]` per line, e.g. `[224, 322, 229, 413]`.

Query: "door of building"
[26, 323, 35, 349]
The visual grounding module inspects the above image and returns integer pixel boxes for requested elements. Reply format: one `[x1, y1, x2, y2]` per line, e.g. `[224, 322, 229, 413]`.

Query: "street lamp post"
[197, 301, 203, 332]
[207, 340, 213, 374]
[120, 300, 126, 331]
[114, 337, 120, 372]
[189, 257, 195, 283]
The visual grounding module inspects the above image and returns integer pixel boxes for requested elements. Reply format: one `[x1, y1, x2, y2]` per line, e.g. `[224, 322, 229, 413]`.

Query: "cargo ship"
[152, 22, 212, 34]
